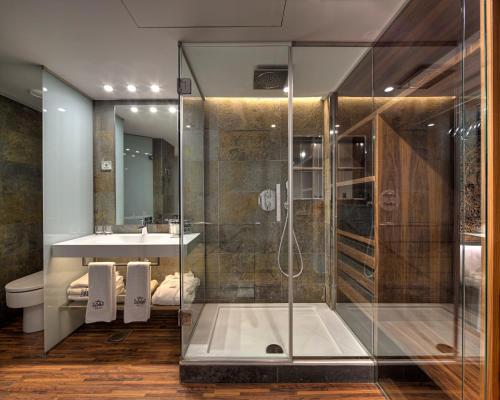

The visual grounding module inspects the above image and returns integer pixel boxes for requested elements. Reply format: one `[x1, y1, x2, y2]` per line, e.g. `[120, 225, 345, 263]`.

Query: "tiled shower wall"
[203, 98, 327, 303]
[0, 95, 43, 322]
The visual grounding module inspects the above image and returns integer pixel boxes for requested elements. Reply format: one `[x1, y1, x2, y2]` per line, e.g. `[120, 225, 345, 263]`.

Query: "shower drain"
[106, 330, 131, 343]
[266, 344, 284, 354]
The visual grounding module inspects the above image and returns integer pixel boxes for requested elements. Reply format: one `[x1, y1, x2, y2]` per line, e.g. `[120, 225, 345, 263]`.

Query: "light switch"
[101, 160, 113, 171]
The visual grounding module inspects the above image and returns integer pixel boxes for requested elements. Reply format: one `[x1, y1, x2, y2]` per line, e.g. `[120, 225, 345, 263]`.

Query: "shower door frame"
[178, 42, 296, 363]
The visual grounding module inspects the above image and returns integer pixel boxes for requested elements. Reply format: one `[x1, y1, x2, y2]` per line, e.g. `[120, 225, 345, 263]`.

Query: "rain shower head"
[253, 65, 288, 90]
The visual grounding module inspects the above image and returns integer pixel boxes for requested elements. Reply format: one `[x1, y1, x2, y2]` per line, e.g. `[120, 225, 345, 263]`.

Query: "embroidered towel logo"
[92, 299, 104, 310]
[134, 296, 147, 306]
[80, 288, 89, 297]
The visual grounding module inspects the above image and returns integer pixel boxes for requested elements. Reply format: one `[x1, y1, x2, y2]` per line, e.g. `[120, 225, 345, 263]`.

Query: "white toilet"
[5, 271, 44, 333]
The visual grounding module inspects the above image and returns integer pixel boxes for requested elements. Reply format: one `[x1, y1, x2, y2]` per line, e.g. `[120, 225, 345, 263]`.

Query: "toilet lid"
[5, 271, 43, 293]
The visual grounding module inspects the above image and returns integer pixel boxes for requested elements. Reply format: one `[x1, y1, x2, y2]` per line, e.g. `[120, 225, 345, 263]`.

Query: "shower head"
[253, 65, 288, 90]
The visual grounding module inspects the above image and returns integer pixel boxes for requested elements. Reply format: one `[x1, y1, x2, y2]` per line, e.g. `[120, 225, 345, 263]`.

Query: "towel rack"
[81, 257, 160, 267]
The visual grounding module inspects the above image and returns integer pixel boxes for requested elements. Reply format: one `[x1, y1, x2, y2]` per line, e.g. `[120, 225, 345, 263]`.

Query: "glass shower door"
[179, 43, 293, 361]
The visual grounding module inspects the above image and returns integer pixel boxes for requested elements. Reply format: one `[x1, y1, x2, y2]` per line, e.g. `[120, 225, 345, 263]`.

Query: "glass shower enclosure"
[177, 1, 488, 395]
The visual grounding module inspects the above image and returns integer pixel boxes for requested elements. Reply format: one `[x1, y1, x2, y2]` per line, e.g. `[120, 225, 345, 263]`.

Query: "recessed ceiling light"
[427, 123, 435, 127]
[329, 129, 333, 134]
[131, 154, 136, 158]
[335, 130, 339, 134]
[300, 150, 306, 159]
[185, 125, 191, 128]
[168, 106, 177, 113]
[42, 87, 48, 92]
[103, 84, 113, 92]
[271, 124, 276, 128]
[150, 84, 160, 93]
[335, 124, 340, 128]
[150, 106, 158, 113]
[126, 148, 130, 151]
[384, 86, 395, 93]
[135, 150, 140, 154]
[283, 86, 289, 93]
[57, 107, 66, 112]
[43, 108, 47, 113]
[127, 84, 137, 93]
[130, 106, 138, 113]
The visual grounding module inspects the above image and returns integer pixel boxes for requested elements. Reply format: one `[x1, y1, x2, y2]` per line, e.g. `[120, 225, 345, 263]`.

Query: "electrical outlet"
[101, 160, 113, 171]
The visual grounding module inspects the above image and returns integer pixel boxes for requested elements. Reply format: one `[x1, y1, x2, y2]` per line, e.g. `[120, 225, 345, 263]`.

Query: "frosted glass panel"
[43, 71, 93, 352]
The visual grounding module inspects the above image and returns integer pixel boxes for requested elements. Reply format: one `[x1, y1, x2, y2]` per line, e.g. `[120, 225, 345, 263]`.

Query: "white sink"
[51, 233, 200, 258]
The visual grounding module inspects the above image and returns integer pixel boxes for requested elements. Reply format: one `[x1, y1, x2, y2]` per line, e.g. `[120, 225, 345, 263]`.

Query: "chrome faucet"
[137, 218, 148, 235]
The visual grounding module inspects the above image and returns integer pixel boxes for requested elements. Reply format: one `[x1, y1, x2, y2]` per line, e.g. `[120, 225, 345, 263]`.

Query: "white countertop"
[51, 233, 200, 258]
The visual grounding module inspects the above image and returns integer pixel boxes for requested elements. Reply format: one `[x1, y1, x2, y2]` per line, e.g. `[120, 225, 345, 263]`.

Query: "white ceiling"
[115, 105, 178, 150]
[0, 0, 407, 103]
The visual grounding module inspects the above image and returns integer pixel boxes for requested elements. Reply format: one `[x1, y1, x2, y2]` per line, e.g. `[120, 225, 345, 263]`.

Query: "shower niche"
[293, 136, 323, 199]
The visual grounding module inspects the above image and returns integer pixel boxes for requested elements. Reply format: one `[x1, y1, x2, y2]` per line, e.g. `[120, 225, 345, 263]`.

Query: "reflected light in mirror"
[150, 84, 160, 93]
[103, 84, 113, 92]
[127, 84, 137, 93]
[130, 106, 138, 113]
[168, 105, 177, 113]
[150, 106, 158, 114]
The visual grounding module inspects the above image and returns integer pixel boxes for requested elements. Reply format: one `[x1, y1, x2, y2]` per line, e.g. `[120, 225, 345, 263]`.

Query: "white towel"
[152, 272, 200, 305]
[85, 262, 117, 323]
[68, 282, 124, 302]
[69, 272, 122, 289]
[124, 261, 152, 323]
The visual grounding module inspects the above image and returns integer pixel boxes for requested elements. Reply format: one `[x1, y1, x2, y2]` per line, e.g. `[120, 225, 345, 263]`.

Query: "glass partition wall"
[179, 0, 487, 395]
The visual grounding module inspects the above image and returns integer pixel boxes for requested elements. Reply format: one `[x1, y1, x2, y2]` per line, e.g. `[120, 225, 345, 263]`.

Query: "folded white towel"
[85, 262, 117, 323]
[70, 272, 122, 288]
[124, 261, 152, 323]
[152, 272, 200, 305]
[68, 282, 124, 301]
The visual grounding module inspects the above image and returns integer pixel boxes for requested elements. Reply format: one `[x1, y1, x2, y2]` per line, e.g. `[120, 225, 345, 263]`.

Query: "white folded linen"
[70, 272, 122, 288]
[85, 262, 117, 323]
[152, 271, 200, 305]
[124, 261, 152, 323]
[68, 282, 124, 302]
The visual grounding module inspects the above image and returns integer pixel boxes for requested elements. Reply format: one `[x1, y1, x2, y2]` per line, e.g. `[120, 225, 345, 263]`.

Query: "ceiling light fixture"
[103, 84, 113, 92]
[168, 106, 177, 114]
[130, 106, 138, 113]
[300, 150, 306, 159]
[335, 124, 340, 128]
[57, 107, 66, 112]
[43, 108, 47, 113]
[283, 86, 289, 93]
[127, 84, 137, 93]
[384, 86, 395, 93]
[43, 87, 48, 92]
[427, 123, 435, 127]
[150, 106, 158, 114]
[126, 148, 130, 151]
[271, 124, 276, 128]
[150, 84, 160, 93]
[185, 125, 191, 128]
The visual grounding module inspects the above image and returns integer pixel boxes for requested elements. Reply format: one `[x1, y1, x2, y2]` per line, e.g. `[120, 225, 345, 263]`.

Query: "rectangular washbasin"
[51, 233, 199, 258]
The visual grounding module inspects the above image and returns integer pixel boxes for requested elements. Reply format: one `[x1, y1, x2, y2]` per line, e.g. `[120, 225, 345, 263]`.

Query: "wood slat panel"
[338, 242, 376, 269]
[337, 229, 375, 246]
[338, 260, 375, 293]
[336, 176, 375, 187]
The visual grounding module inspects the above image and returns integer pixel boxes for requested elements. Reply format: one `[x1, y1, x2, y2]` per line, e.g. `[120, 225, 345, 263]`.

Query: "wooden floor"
[0, 311, 386, 399]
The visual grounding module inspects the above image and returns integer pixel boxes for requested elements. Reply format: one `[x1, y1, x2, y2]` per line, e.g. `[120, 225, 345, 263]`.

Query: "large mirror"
[114, 104, 178, 225]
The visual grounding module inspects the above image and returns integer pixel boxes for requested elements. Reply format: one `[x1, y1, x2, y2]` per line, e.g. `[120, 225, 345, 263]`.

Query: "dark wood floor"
[0, 311, 386, 399]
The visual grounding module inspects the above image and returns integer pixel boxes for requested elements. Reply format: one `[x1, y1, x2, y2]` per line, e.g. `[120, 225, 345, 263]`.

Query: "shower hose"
[277, 207, 304, 278]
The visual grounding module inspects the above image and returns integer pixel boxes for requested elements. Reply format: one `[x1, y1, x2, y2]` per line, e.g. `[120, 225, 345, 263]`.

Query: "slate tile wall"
[0, 95, 43, 322]
[203, 98, 327, 303]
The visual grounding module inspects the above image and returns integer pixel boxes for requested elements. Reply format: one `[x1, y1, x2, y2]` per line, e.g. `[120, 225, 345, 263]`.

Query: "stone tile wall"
[203, 98, 327, 303]
[0, 95, 43, 322]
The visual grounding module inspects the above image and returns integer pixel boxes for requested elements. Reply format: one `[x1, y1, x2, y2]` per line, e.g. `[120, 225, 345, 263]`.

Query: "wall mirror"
[114, 105, 178, 225]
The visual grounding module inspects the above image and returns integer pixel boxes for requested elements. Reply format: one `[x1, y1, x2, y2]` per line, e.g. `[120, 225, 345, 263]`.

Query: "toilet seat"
[6, 271, 43, 293]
